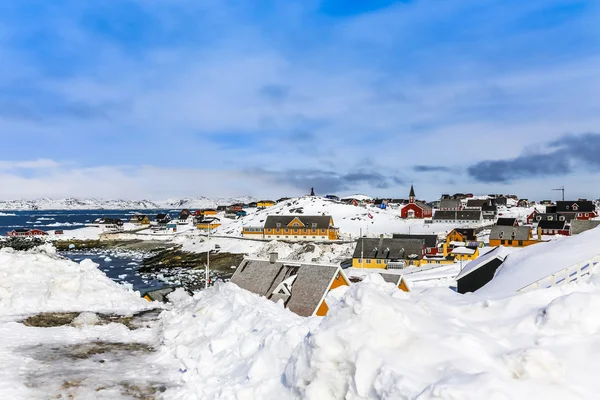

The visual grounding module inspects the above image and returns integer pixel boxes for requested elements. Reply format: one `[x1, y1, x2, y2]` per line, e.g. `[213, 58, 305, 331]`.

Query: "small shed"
[455, 247, 514, 294]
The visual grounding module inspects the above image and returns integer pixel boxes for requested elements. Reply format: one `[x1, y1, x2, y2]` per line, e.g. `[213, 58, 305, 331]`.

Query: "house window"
[366, 259, 371, 264]
[294, 228, 298, 233]
[321, 229, 326, 233]
[548, 216, 553, 221]
[311, 223, 317, 228]
[536, 216, 541, 221]
[312, 228, 316, 233]
[276, 222, 281, 228]
[358, 258, 363, 263]
[276, 228, 280, 233]
[559, 216, 565, 221]
[376, 260, 382, 264]
[566, 206, 570, 210]
[585, 213, 589, 217]
[577, 213, 582, 217]
[518, 241, 523, 246]
[499, 231, 504, 239]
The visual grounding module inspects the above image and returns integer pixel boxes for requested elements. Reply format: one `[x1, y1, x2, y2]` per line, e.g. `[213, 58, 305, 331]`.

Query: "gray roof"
[433, 210, 482, 221]
[264, 215, 333, 230]
[570, 220, 600, 235]
[439, 199, 461, 209]
[230, 258, 342, 317]
[489, 225, 531, 241]
[392, 234, 438, 248]
[414, 201, 432, 210]
[353, 238, 425, 260]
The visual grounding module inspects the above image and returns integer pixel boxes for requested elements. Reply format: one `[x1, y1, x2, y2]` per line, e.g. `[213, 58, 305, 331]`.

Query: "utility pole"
[360, 228, 364, 268]
[552, 186, 565, 201]
[205, 225, 210, 289]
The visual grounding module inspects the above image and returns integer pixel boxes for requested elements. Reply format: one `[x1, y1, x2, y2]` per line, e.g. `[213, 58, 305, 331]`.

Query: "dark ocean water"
[0, 209, 181, 292]
[0, 209, 181, 235]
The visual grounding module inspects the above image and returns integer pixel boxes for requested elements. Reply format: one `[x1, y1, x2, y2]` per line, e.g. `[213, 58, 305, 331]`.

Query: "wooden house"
[537, 220, 570, 236]
[526, 210, 538, 225]
[129, 215, 150, 225]
[352, 237, 426, 268]
[465, 199, 497, 220]
[230, 255, 350, 317]
[155, 213, 171, 224]
[392, 234, 440, 257]
[7, 229, 47, 237]
[197, 217, 221, 231]
[488, 226, 539, 247]
[432, 210, 483, 224]
[257, 200, 275, 208]
[99, 218, 124, 233]
[260, 215, 339, 241]
[556, 200, 598, 220]
[400, 185, 433, 219]
[438, 198, 462, 211]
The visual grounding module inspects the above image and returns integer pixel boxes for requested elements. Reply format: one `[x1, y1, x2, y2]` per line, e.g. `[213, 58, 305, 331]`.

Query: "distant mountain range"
[0, 196, 258, 210]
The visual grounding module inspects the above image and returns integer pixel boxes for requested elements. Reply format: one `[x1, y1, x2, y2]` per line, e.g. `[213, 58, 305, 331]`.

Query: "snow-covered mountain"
[0, 196, 259, 210]
[156, 196, 257, 210]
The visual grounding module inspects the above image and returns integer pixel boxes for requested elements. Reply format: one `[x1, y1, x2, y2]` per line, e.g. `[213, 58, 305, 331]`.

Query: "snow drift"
[0, 245, 151, 315]
[159, 272, 600, 399]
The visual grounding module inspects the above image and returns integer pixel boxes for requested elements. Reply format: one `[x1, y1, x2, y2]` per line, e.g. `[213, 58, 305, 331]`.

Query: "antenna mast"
[552, 186, 565, 201]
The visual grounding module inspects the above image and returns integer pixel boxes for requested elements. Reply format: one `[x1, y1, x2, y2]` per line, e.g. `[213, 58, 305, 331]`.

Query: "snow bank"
[158, 283, 318, 399]
[159, 273, 600, 399]
[0, 247, 152, 315]
[479, 226, 600, 296]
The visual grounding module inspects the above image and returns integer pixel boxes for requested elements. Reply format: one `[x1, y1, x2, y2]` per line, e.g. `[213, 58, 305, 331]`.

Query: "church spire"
[409, 184, 416, 203]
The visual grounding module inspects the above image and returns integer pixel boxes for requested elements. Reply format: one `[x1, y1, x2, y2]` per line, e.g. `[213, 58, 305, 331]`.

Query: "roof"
[570, 219, 600, 235]
[478, 225, 600, 296]
[409, 185, 416, 198]
[556, 200, 595, 213]
[433, 210, 482, 221]
[489, 225, 531, 241]
[414, 200, 432, 210]
[496, 218, 517, 226]
[353, 238, 425, 260]
[450, 228, 477, 241]
[258, 200, 275, 203]
[535, 213, 575, 222]
[392, 234, 438, 248]
[537, 220, 567, 230]
[455, 246, 515, 280]
[439, 199, 461, 209]
[230, 258, 344, 317]
[264, 215, 333, 230]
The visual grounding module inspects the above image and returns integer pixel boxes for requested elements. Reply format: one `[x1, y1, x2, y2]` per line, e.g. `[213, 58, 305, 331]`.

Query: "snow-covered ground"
[4, 234, 600, 399]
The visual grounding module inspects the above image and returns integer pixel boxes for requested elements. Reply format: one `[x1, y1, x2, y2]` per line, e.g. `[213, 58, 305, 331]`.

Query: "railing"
[518, 254, 600, 292]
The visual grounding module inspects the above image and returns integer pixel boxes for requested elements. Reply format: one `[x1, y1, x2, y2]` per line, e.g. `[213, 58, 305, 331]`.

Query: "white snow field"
[0, 246, 171, 399]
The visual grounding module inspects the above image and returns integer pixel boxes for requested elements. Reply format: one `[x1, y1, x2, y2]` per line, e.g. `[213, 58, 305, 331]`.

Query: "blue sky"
[1, 0, 600, 200]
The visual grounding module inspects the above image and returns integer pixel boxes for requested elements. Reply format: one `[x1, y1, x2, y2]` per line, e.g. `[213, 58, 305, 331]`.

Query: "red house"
[537, 220, 570, 236]
[7, 229, 47, 237]
[526, 210, 538, 225]
[400, 185, 433, 219]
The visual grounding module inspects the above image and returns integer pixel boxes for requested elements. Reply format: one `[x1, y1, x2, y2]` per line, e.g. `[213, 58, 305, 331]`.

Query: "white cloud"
[0, 159, 60, 170]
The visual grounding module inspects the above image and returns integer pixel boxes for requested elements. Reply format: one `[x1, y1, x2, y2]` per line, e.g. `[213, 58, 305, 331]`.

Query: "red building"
[7, 229, 47, 237]
[400, 185, 433, 219]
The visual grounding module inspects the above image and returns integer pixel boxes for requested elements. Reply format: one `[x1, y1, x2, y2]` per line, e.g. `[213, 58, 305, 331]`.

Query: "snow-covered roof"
[478, 226, 600, 296]
[450, 247, 476, 255]
[455, 246, 517, 281]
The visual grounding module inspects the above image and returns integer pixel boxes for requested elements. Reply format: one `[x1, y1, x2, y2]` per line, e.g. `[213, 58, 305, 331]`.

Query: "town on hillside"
[4, 185, 600, 318]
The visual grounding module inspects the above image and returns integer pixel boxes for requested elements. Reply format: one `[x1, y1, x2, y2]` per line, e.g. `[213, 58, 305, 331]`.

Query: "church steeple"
[409, 184, 416, 203]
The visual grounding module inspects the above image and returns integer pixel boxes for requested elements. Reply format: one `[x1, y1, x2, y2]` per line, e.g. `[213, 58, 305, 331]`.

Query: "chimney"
[269, 252, 278, 263]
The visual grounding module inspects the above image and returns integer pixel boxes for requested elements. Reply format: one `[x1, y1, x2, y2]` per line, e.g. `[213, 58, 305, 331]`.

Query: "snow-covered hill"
[0, 198, 161, 211]
[214, 196, 489, 238]
[156, 196, 257, 210]
[0, 196, 258, 210]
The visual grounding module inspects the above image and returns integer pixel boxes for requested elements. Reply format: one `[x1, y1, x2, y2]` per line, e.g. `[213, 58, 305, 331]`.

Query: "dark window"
[518, 241, 523, 246]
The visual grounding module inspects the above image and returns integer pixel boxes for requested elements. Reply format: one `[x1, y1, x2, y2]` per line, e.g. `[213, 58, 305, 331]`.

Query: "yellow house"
[441, 228, 482, 261]
[248, 215, 339, 242]
[129, 215, 150, 225]
[489, 226, 540, 247]
[257, 200, 276, 208]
